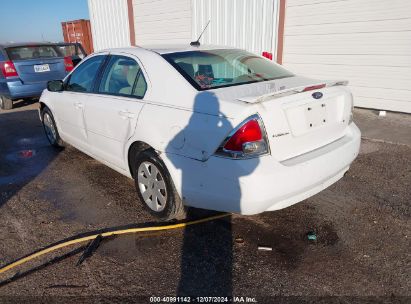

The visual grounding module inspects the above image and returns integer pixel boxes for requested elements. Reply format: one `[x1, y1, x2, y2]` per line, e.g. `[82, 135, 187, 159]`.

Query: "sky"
[0, 0, 90, 43]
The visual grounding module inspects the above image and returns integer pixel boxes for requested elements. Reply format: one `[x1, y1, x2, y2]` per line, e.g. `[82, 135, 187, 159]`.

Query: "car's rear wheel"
[41, 107, 64, 148]
[0, 96, 13, 110]
[133, 150, 185, 220]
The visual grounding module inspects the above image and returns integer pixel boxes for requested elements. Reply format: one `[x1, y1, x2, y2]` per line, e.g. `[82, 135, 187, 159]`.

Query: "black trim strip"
[92, 54, 111, 93]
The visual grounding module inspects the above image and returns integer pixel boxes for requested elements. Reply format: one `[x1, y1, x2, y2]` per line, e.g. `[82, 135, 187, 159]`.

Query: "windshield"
[6, 45, 63, 60]
[163, 49, 294, 90]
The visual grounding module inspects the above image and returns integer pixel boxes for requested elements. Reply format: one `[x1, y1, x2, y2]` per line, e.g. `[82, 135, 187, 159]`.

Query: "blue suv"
[0, 42, 86, 110]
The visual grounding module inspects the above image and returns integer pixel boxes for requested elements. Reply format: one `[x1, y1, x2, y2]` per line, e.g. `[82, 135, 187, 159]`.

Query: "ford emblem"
[312, 92, 323, 99]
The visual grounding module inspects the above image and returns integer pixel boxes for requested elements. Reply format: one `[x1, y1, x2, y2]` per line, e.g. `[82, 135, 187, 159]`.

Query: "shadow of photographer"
[165, 91, 260, 296]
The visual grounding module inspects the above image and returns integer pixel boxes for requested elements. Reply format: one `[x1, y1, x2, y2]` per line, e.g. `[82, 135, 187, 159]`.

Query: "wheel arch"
[38, 101, 63, 141]
[126, 140, 182, 199]
[39, 101, 47, 119]
[127, 141, 154, 178]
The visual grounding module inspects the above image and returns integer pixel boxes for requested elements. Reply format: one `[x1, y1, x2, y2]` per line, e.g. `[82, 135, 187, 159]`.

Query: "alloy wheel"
[43, 112, 57, 144]
[137, 161, 167, 212]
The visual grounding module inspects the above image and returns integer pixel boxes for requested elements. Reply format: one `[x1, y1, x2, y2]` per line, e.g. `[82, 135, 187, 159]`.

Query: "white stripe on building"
[88, 0, 131, 51]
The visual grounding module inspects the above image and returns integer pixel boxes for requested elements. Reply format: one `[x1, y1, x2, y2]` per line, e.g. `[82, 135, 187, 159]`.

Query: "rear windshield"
[163, 49, 294, 90]
[6, 45, 62, 60]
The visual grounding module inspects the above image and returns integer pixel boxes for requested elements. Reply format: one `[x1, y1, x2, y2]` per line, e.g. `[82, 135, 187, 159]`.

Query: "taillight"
[262, 51, 273, 60]
[64, 56, 74, 72]
[216, 114, 269, 159]
[0, 61, 18, 77]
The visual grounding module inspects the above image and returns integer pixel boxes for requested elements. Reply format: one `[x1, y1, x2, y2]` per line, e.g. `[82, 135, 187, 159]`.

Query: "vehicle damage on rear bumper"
[162, 123, 361, 215]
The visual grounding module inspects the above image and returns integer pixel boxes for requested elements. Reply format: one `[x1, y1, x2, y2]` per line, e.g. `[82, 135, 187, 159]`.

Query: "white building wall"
[88, 0, 280, 58]
[88, 0, 131, 51]
[192, 0, 279, 58]
[133, 0, 192, 45]
[283, 0, 411, 113]
[133, 0, 279, 56]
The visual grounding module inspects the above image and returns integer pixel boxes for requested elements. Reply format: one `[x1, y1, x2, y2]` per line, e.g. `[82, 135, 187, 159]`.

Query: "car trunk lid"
[12, 58, 67, 84]
[259, 85, 352, 161]
[214, 76, 353, 162]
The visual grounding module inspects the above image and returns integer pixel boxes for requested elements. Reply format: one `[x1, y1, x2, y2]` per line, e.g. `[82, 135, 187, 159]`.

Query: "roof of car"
[95, 44, 238, 56]
[143, 44, 237, 54]
[0, 42, 79, 48]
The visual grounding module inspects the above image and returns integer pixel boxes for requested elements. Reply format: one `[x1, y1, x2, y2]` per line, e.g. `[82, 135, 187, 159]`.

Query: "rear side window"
[6, 45, 61, 60]
[66, 55, 105, 93]
[57, 44, 85, 58]
[98, 55, 147, 98]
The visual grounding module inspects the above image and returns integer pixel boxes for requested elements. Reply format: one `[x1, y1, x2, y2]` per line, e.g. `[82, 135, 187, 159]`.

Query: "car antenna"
[190, 20, 210, 46]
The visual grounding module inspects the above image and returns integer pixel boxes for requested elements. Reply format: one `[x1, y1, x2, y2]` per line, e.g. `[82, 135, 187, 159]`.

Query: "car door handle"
[118, 110, 136, 119]
[74, 102, 84, 109]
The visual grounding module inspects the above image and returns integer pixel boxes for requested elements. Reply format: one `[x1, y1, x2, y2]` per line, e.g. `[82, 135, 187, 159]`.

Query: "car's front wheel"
[133, 150, 185, 220]
[41, 107, 64, 148]
[0, 96, 13, 110]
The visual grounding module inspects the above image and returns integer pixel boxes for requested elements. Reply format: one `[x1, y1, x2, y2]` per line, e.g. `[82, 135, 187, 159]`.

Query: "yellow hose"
[0, 213, 230, 275]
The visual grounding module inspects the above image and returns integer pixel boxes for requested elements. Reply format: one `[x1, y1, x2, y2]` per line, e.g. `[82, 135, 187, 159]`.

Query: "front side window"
[66, 55, 105, 93]
[163, 49, 294, 90]
[98, 55, 147, 98]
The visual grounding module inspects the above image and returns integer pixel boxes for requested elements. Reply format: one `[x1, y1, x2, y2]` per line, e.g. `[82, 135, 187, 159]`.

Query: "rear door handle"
[74, 102, 84, 109]
[118, 110, 136, 119]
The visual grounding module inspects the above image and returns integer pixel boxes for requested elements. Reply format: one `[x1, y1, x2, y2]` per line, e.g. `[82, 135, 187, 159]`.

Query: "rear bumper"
[162, 123, 361, 215]
[1, 80, 47, 99]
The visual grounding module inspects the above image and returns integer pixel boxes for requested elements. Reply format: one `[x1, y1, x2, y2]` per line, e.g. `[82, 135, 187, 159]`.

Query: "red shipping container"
[61, 19, 94, 54]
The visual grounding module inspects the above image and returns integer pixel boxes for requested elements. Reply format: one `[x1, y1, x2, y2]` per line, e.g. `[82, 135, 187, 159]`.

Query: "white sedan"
[39, 45, 361, 220]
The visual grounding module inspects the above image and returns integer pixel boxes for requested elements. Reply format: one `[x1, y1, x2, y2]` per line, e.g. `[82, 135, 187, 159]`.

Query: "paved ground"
[0, 101, 410, 303]
[354, 108, 411, 146]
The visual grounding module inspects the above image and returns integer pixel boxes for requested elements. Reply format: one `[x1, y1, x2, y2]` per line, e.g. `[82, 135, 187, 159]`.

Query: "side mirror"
[72, 56, 82, 67]
[47, 80, 64, 92]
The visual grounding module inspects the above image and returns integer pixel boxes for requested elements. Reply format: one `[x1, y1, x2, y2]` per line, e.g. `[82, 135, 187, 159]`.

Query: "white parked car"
[39, 45, 361, 220]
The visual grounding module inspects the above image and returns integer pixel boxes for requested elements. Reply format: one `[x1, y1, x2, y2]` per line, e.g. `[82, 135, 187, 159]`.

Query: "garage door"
[192, 0, 280, 60]
[283, 0, 411, 113]
[133, 0, 192, 45]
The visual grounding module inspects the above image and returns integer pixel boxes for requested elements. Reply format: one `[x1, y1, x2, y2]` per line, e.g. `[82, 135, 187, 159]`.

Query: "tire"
[41, 107, 64, 148]
[133, 149, 185, 221]
[0, 96, 13, 110]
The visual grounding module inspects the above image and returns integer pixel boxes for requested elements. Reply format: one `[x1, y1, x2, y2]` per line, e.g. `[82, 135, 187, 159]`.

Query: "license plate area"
[305, 102, 327, 129]
[285, 101, 329, 136]
[34, 64, 50, 73]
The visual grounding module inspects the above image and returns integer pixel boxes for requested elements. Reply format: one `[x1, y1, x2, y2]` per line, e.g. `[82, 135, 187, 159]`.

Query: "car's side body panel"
[123, 48, 252, 163]
[85, 93, 145, 170]
[134, 102, 234, 161]
[44, 53, 109, 152]
[52, 89, 89, 151]
[82, 51, 148, 170]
